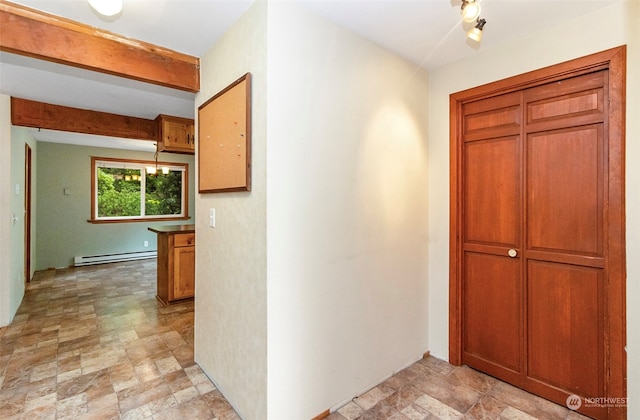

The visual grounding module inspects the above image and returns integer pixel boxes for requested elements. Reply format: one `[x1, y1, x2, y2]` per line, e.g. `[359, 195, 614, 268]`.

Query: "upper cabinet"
[156, 115, 195, 154]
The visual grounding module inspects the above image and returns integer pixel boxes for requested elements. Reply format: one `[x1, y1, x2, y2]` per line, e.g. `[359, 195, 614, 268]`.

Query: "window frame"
[89, 156, 189, 223]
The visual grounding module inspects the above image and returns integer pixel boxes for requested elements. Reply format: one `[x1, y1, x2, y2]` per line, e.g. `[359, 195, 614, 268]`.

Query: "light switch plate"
[209, 208, 216, 228]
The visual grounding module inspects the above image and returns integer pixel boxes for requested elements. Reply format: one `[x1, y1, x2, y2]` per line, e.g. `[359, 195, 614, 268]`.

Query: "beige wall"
[195, 1, 430, 418]
[194, 1, 268, 419]
[266, 3, 429, 418]
[626, 2, 640, 414]
[427, 1, 638, 416]
[197, 2, 639, 418]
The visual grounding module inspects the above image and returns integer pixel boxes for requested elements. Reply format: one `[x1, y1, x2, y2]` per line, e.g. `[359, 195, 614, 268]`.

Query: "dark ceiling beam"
[0, 0, 200, 93]
[11, 97, 159, 142]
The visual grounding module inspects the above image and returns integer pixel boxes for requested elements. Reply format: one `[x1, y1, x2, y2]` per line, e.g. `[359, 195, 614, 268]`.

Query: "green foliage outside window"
[145, 171, 182, 215]
[97, 168, 142, 217]
[96, 163, 184, 219]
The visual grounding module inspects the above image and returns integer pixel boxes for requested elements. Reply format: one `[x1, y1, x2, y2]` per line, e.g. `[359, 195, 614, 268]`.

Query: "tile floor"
[0, 260, 590, 420]
[0, 260, 239, 420]
[327, 357, 591, 420]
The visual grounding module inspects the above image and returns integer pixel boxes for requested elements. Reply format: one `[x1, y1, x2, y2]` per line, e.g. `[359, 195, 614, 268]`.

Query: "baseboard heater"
[74, 250, 157, 267]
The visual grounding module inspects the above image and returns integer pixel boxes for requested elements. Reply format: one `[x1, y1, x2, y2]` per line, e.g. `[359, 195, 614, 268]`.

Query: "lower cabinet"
[172, 244, 195, 300]
[153, 228, 195, 305]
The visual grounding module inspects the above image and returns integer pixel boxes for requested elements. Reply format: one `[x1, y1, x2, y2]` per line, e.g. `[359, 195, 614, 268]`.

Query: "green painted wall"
[10, 127, 37, 295]
[1, 98, 37, 326]
[35, 141, 195, 270]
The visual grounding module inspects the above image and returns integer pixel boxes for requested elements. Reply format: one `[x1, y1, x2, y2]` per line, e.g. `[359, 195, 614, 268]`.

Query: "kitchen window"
[90, 157, 188, 223]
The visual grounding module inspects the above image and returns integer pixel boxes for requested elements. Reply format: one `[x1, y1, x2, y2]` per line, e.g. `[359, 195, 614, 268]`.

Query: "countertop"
[147, 224, 195, 234]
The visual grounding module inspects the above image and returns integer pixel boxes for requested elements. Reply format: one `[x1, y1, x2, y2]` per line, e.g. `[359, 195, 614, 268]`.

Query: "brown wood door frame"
[24, 143, 32, 284]
[449, 46, 626, 419]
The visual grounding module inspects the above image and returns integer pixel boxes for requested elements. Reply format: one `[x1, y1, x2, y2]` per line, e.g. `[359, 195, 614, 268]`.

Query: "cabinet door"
[163, 120, 190, 150]
[157, 115, 195, 154]
[173, 246, 195, 299]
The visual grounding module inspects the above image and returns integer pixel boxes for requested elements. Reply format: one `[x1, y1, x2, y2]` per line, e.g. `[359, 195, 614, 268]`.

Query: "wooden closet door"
[461, 92, 524, 385]
[451, 47, 626, 420]
[460, 70, 608, 419]
[523, 71, 606, 417]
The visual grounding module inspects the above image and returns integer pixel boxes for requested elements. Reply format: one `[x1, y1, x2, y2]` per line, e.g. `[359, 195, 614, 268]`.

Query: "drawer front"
[174, 233, 195, 247]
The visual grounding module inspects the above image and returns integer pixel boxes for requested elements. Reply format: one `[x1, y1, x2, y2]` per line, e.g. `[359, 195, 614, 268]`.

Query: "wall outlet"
[144, 241, 149, 247]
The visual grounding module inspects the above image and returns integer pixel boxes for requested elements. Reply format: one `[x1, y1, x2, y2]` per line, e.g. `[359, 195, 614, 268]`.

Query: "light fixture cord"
[154, 143, 159, 174]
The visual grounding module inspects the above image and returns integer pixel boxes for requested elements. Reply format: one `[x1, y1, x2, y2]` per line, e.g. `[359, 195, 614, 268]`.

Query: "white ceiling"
[0, 0, 621, 151]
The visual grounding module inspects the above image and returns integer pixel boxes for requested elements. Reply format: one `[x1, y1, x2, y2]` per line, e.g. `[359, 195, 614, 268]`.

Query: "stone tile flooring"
[326, 357, 591, 420]
[0, 260, 239, 420]
[0, 260, 590, 419]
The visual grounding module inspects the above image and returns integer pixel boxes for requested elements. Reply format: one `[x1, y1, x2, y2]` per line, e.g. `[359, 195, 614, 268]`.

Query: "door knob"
[508, 249, 518, 258]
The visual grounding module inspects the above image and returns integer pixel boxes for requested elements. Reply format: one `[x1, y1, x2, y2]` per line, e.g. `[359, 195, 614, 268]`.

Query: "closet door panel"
[527, 260, 604, 398]
[463, 252, 522, 379]
[464, 137, 519, 246]
[526, 125, 603, 256]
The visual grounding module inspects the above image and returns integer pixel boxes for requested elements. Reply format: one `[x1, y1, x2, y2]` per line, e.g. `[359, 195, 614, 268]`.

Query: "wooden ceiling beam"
[0, 0, 200, 92]
[11, 97, 159, 142]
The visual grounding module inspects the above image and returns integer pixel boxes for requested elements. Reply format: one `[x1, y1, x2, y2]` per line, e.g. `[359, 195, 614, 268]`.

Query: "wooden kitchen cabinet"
[148, 225, 195, 305]
[156, 115, 195, 154]
[172, 235, 195, 300]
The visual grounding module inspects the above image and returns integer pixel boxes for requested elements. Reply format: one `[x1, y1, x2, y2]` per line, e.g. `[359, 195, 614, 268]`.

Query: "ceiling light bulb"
[467, 27, 482, 42]
[88, 0, 122, 17]
[467, 18, 487, 42]
[461, 0, 481, 23]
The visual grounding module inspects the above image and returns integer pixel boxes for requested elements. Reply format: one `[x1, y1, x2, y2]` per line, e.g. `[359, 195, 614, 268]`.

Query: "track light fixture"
[461, 0, 481, 23]
[88, 0, 122, 17]
[467, 18, 487, 42]
[458, 0, 487, 43]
